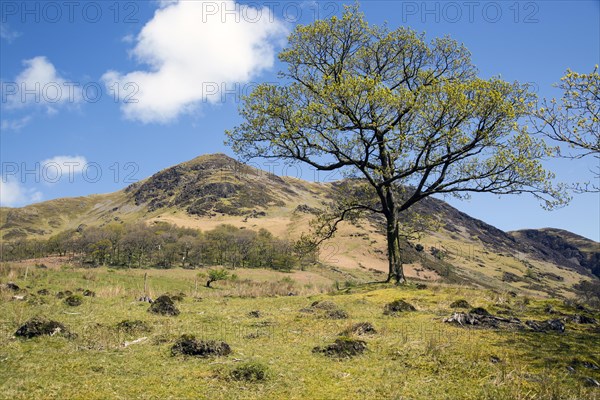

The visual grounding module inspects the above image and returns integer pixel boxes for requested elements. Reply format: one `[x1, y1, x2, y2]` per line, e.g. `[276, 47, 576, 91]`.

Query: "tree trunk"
[385, 212, 406, 284]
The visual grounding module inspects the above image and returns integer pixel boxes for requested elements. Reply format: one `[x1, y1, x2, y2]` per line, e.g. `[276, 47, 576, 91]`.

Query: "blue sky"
[1, 0, 599, 240]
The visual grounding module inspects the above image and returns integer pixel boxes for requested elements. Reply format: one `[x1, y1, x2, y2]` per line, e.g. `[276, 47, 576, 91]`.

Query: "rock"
[383, 300, 416, 315]
[15, 317, 73, 339]
[583, 377, 600, 387]
[138, 295, 153, 303]
[568, 314, 597, 324]
[502, 272, 521, 282]
[37, 289, 50, 296]
[445, 312, 480, 326]
[339, 322, 377, 336]
[544, 305, 557, 314]
[415, 283, 427, 290]
[171, 335, 231, 357]
[294, 204, 320, 214]
[5, 282, 20, 291]
[312, 337, 367, 358]
[571, 359, 600, 370]
[449, 299, 471, 309]
[82, 290, 96, 297]
[444, 312, 523, 330]
[525, 319, 565, 333]
[148, 295, 180, 316]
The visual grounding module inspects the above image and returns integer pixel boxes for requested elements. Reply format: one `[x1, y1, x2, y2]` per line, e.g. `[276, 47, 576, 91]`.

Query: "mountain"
[1, 153, 598, 297]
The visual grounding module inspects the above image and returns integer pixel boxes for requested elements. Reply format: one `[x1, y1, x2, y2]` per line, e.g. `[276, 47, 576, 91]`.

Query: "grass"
[0, 262, 599, 399]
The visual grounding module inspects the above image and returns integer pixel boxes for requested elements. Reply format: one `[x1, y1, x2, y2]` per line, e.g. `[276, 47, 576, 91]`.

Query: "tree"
[226, 6, 567, 283]
[203, 268, 231, 288]
[535, 66, 600, 192]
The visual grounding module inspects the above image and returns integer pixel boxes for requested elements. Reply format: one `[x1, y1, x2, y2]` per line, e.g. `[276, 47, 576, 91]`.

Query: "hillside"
[1, 153, 598, 298]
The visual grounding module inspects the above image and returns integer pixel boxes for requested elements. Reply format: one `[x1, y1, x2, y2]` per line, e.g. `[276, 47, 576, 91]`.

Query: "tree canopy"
[226, 5, 567, 283]
[535, 66, 600, 192]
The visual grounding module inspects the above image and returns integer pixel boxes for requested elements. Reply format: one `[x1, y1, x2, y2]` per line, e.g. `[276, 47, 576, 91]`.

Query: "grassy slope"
[1, 153, 597, 298]
[1, 263, 599, 399]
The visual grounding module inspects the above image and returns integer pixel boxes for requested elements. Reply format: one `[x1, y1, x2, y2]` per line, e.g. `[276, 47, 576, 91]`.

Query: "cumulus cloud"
[0, 178, 42, 207]
[40, 155, 88, 184]
[3, 56, 80, 111]
[102, 0, 287, 123]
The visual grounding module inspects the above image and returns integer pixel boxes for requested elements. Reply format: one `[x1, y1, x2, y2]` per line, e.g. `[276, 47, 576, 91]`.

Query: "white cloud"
[4, 56, 81, 110]
[0, 178, 42, 207]
[1, 116, 31, 132]
[103, 0, 287, 123]
[40, 155, 88, 184]
[0, 23, 21, 43]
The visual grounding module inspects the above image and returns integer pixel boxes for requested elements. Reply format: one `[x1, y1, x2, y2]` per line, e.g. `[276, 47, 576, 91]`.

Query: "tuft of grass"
[229, 361, 269, 382]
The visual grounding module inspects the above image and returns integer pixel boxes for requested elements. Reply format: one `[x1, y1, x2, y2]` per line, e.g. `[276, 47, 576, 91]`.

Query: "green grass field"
[1, 262, 599, 399]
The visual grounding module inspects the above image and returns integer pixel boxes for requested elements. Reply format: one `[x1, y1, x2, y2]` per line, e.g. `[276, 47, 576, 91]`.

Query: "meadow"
[1, 261, 599, 400]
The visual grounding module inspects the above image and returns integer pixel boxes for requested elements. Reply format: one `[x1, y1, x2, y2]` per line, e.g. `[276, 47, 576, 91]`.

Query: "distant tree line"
[0, 222, 317, 271]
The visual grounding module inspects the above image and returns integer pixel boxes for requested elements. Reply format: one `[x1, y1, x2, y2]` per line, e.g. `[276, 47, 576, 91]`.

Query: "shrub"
[204, 269, 231, 288]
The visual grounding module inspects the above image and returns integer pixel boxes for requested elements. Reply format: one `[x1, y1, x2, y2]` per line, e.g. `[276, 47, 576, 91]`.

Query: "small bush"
[230, 361, 268, 382]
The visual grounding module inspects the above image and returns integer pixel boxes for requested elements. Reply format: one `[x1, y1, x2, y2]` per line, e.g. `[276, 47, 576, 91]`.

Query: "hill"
[1, 153, 598, 299]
